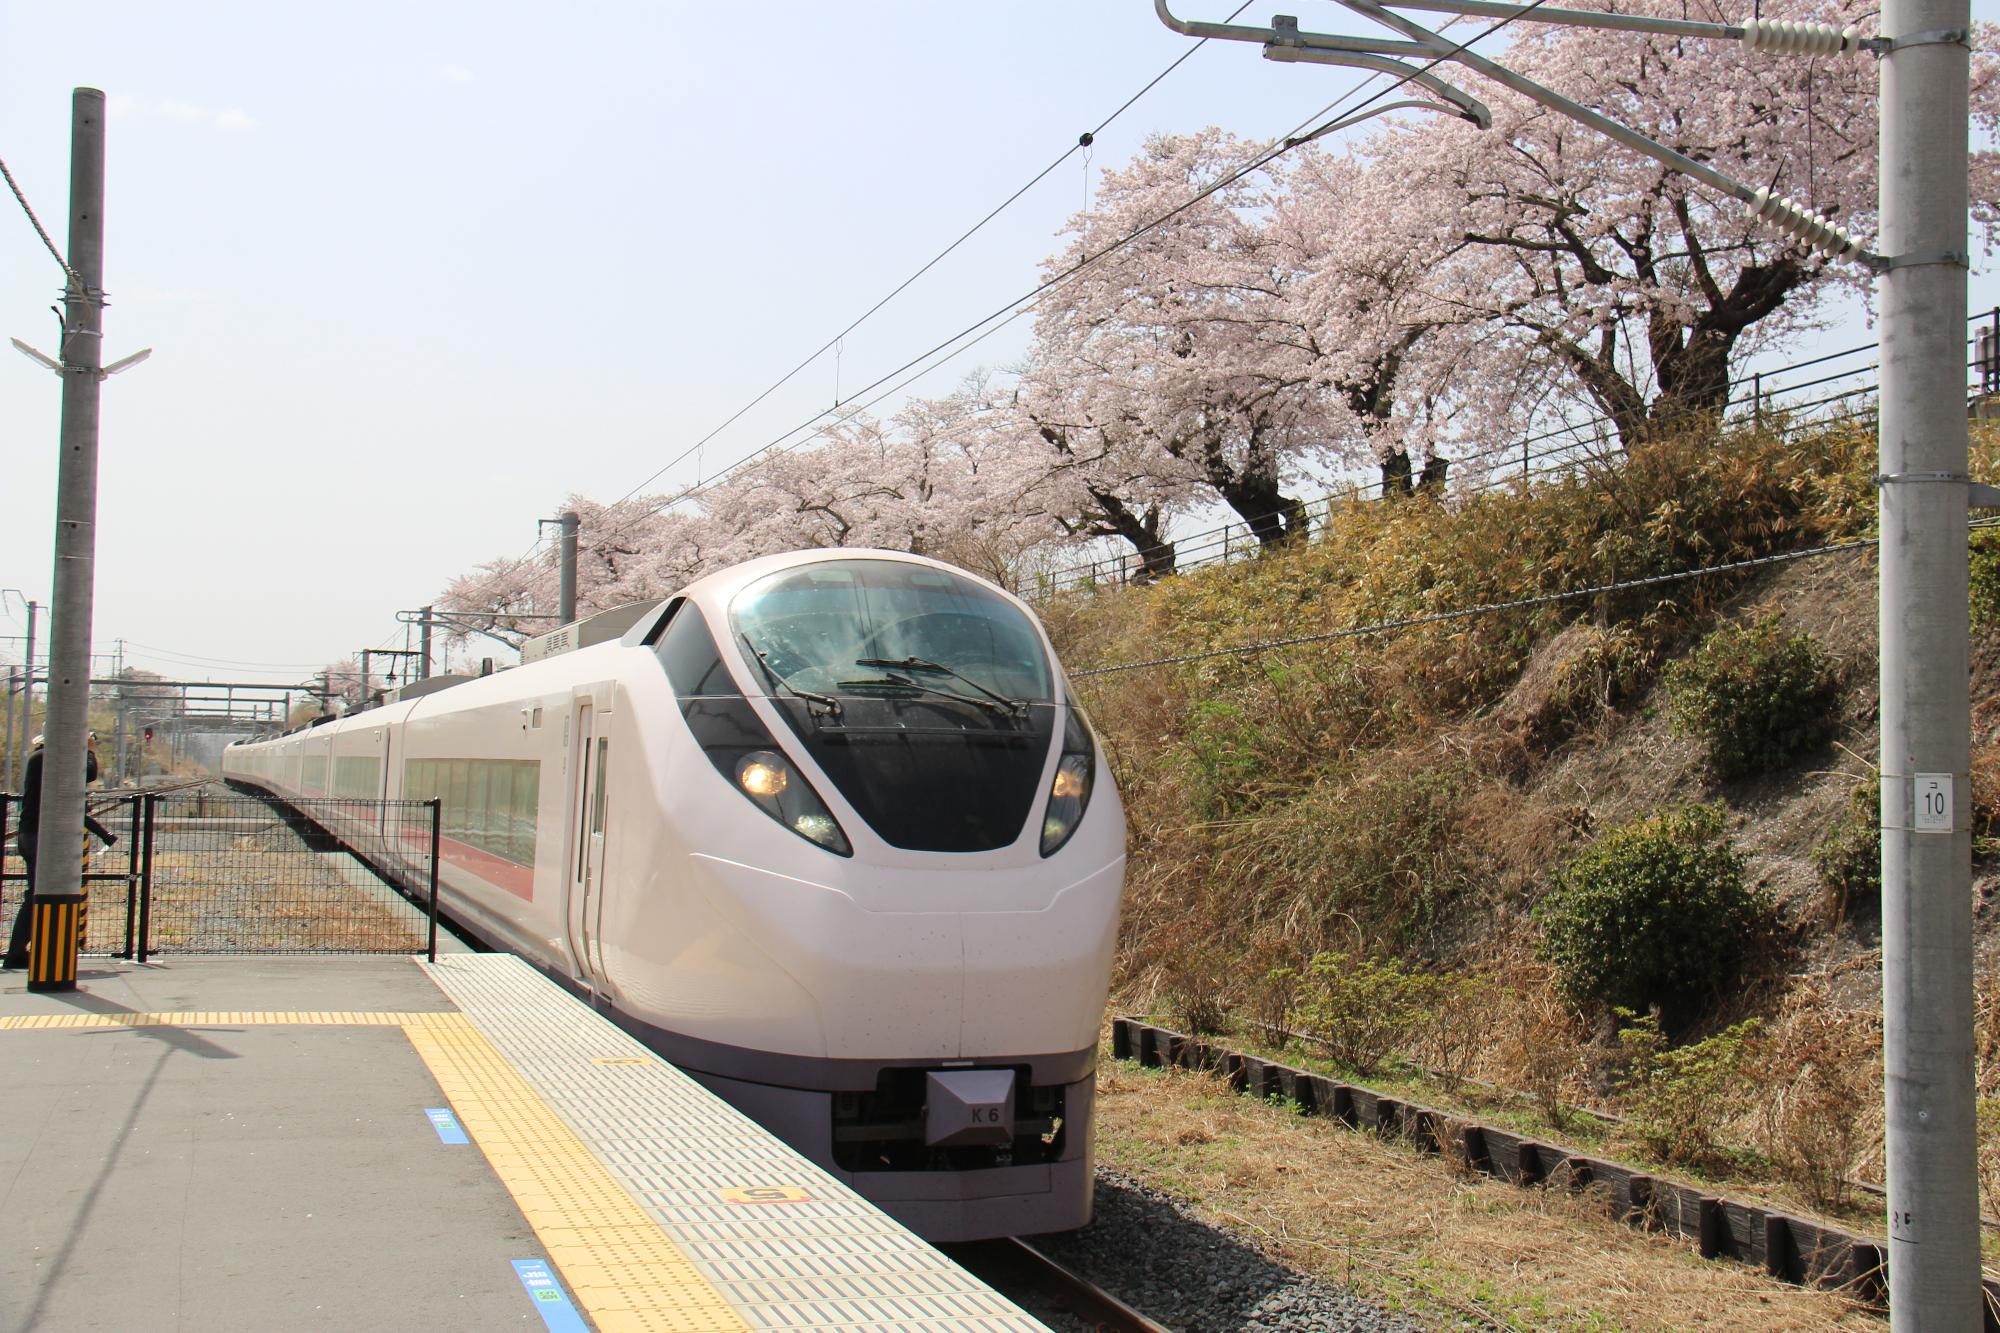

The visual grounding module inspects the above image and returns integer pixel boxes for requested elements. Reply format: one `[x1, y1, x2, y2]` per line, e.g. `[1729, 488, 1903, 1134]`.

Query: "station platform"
[0, 953, 1049, 1332]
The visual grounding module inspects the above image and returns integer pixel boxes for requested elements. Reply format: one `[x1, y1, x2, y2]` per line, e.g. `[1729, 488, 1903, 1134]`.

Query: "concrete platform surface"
[0, 954, 1047, 1333]
[0, 957, 540, 1332]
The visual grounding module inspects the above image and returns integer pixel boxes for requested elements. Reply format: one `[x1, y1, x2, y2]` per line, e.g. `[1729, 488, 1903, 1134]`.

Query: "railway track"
[946, 1237, 1174, 1332]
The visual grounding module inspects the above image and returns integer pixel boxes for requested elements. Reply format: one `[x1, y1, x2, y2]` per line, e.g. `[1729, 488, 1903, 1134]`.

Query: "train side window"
[655, 601, 740, 699]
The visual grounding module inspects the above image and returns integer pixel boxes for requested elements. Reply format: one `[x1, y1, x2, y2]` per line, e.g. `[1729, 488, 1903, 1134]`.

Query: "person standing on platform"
[4, 731, 111, 969]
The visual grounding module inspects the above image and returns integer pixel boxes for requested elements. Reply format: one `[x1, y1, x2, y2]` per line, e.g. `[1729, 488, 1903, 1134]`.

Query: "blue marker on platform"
[512, 1259, 588, 1333]
[424, 1107, 469, 1144]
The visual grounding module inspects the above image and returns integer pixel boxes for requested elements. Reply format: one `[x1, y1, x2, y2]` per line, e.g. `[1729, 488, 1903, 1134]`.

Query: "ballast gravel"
[1028, 1168, 1430, 1332]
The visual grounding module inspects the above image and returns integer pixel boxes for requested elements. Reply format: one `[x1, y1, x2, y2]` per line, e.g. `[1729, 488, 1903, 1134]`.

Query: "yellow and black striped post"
[26, 893, 83, 992]
[76, 833, 90, 953]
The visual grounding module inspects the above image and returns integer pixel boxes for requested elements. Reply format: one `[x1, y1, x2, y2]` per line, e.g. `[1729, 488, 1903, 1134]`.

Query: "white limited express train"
[223, 549, 1126, 1240]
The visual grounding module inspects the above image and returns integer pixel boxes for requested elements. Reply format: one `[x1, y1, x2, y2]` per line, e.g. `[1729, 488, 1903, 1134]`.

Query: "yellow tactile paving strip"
[0, 1010, 458, 1029]
[1, 1006, 749, 1332]
[405, 1011, 749, 1333]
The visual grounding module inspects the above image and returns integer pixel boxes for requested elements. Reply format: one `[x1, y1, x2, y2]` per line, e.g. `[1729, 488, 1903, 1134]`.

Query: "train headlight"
[792, 812, 842, 848]
[737, 752, 790, 798]
[663, 601, 852, 856]
[1039, 711, 1096, 857]
[718, 739, 849, 856]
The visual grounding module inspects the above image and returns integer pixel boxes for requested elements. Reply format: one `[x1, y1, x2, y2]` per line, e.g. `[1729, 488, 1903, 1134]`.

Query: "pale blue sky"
[2, 2, 1995, 687]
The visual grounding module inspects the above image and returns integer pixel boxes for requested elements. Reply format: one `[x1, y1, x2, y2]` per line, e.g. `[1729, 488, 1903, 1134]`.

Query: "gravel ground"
[1028, 1168, 1430, 1332]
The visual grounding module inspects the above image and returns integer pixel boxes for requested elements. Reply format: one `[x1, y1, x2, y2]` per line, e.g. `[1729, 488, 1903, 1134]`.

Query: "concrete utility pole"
[3, 667, 15, 790]
[558, 509, 579, 623]
[1877, 0, 1976, 1321]
[31, 88, 107, 992]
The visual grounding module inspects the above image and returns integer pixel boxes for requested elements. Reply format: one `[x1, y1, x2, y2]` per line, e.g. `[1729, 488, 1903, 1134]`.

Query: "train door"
[565, 702, 611, 983]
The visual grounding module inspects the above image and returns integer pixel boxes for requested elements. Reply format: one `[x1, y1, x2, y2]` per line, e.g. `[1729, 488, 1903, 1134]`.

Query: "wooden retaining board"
[1112, 1017, 2000, 1323]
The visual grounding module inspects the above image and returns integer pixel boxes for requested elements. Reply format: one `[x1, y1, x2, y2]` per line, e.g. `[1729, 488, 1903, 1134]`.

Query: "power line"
[1072, 533, 1886, 679]
[566, 17, 1536, 564]
[443, 0, 1547, 623]
[118, 639, 332, 671]
[602, 1, 1261, 514]
[666, 7, 1542, 500]
[441, 14, 1268, 614]
[0, 152, 79, 287]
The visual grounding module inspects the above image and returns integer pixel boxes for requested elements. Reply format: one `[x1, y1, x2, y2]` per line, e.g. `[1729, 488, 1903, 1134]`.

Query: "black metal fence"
[0, 791, 144, 958]
[1, 784, 442, 960]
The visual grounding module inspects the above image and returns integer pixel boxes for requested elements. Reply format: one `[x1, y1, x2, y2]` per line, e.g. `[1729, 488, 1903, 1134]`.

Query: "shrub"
[1979, 1098, 2000, 1214]
[1811, 774, 1881, 923]
[1664, 617, 1842, 780]
[1536, 804, 1765, 1018]
[1972, 529, 2000, 631]
[1177, 698, 1270, 819]
[1158, 930, 1233, 1035]
[1282, 951, 1462, 1076]
[1615, 1011, 1762, 1168]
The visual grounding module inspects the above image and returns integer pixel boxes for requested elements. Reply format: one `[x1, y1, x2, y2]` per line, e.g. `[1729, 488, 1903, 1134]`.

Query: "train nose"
[923, 1069, 1016, 1147]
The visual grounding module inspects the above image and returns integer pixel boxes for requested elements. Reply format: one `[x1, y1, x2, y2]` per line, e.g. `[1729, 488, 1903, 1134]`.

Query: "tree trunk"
[1216, 473, 1308, 547]
[1384, 454, 1416, 500]
[1381, 449, 1414, 497]
[1085, 486, 1177, 579]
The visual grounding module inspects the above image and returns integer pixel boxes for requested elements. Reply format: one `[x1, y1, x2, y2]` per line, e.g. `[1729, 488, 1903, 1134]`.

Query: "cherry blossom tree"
[1362, 0, 2000, 452]
[436, 494, 707, 646]
[426, 5, 1999, 602]
[1020, 130, 1340, 552]
[314, 657, 389, 711]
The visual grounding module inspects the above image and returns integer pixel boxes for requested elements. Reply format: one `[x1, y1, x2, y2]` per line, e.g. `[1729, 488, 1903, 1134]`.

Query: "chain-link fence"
[1, 784, 441, 959]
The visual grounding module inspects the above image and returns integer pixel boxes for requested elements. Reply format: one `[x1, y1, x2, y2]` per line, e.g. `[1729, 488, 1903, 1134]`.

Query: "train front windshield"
[729, 560, 1053, 706]
[729, 559, 1061, 853]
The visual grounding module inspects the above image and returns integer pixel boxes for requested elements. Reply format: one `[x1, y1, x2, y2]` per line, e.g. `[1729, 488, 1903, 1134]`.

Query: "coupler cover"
[923, 1069, 1016, 1147]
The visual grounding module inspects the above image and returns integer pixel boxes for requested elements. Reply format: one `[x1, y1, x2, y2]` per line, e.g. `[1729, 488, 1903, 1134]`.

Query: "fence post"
[120, 792, 139, 958]
[1990, 306, 2000, 397]
[427, 797, 441, 964]
[136, 793, 154, 963]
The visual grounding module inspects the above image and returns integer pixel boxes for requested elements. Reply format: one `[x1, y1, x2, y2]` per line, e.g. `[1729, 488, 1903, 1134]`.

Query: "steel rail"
[946, 1237, 1175, 1332]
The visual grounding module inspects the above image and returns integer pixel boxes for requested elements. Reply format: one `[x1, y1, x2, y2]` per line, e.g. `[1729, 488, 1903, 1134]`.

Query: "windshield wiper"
[855, 656, 1027, 715]
[740, 634, 842, 717]
[837, 673, 1014, 717]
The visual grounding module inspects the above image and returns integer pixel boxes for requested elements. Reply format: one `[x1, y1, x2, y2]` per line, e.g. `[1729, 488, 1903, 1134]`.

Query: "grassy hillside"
[1045, 419, 2000, 1230]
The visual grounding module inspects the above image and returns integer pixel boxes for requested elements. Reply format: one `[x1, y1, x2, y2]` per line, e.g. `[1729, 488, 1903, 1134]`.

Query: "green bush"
[1536, 804, 1765, 1017]
[1663, 617, 1842, 779]
[1973, 530, 2000, 631]
[1811, 775, 1880, 923]
[1615, 1011, 1762, 1168]
[1281, 952, 1467, 1076]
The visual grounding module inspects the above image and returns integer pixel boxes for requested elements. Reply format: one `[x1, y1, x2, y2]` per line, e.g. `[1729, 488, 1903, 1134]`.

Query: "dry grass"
[4, 835, 425, 955]
[1096, 1056, 1885, 1332]
[144, 845, 425, 952]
